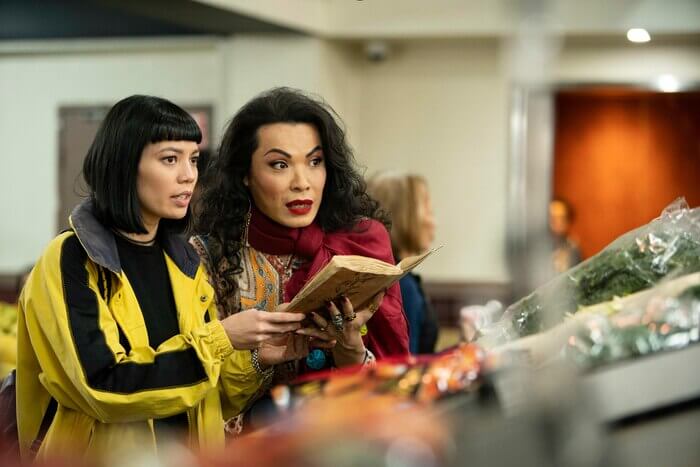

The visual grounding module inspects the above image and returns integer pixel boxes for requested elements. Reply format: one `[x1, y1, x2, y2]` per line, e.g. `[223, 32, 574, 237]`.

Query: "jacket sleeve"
[217, 348, 267, 420]
[21, 233, 260, 424]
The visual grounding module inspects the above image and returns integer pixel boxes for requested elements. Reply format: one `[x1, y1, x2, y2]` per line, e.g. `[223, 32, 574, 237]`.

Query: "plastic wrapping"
[497, 199, 700, 342]
[487, 272, 700, 370]
[566, 282, 700, 368]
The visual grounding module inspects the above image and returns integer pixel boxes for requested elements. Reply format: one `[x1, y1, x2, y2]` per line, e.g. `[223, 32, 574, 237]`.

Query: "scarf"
[247, 205, 409, 358]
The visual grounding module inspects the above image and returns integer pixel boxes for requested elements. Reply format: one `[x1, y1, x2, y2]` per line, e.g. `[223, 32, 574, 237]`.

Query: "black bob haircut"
[82, 95, 202, 234]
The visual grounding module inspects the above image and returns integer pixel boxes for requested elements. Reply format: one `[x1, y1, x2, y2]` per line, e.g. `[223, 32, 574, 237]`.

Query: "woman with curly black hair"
[192, 88, 409, 430]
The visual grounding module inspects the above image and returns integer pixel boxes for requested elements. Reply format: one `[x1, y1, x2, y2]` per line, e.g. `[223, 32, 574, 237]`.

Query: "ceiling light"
[627, 28, 651, 43]
[657, 74, 680, 93]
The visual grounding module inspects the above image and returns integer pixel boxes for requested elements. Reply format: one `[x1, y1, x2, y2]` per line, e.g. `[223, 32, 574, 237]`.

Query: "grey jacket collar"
[68, 198, 200, 278]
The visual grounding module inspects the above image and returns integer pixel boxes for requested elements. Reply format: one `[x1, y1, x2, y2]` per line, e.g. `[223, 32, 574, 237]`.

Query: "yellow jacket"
[16, 200, 262, 459]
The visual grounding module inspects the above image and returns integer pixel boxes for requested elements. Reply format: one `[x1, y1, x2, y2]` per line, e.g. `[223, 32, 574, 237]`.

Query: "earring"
[242, 198, 252, 247]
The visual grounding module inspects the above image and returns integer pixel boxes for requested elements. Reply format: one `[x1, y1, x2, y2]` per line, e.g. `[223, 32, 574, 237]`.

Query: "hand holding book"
[296, 291, 385, 366]
[286, 247, 440, 313]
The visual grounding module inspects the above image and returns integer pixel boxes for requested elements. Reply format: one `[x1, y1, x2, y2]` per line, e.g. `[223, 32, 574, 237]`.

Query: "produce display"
[0, 301, 18, 379]
[566, 282, 700, 368]
[272, 343, 484, 410]
[195, 345, 484, 467]
[501, 199, 700, 339]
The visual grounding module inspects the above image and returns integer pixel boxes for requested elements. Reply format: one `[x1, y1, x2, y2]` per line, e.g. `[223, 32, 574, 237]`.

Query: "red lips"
[286, 199, 313, 215]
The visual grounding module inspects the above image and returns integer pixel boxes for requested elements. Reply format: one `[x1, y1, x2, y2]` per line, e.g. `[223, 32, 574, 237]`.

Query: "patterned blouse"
[190, 239, 312, 386]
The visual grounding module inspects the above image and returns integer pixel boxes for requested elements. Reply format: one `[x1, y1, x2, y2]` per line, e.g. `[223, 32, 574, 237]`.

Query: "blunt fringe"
[82, 94, 201, 233]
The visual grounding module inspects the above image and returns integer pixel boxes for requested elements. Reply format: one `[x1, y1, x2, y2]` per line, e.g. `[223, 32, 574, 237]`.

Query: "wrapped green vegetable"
[504, 199, 700, 338]
[566, 282, 700, 368]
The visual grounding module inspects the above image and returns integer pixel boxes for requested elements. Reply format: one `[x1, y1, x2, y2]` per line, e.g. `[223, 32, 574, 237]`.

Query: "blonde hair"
[367, 171, 427, 258]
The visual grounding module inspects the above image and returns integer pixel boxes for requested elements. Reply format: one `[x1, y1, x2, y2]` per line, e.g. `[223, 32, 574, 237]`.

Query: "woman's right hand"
[219, 305, 305, 350]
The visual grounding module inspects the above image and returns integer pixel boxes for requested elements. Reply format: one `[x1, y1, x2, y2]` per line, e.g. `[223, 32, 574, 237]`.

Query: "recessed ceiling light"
[627, 28, 651, 43]
[657, 74, 680, 92]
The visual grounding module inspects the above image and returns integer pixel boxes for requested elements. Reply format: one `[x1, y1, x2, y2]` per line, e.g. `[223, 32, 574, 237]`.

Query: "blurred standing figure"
[549, 199, 581, 273]
[368, 172, 439, 354]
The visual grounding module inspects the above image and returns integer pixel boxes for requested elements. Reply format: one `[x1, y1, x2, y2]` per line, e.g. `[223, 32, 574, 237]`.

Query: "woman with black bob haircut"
[82, 95, 198, 235]
[16, 95, 307, 460]
[192, 87, 409, 432]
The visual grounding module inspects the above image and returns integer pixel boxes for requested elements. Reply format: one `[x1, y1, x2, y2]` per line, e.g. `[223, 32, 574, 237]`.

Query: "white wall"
[2, 35, 700, 283]
[350, 40, 510, 282]
[220, 35, 325, 121]
[219, 35, 363, 139]
[0, 36, 344, 273]
[554, 42, 700, 85]
[0, 41, 224, 271]
[198, 0, 700, 38]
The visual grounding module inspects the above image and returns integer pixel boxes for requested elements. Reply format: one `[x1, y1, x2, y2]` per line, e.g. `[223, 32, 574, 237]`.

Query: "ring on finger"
[331, 314, 344, 331]
[312, 312, 329, 331]
[343, 311, 357, 322]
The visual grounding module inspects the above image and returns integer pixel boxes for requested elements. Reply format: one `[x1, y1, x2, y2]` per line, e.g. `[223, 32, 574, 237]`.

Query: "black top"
[114, 233, 189, 438]
[114, 233, 181, 348]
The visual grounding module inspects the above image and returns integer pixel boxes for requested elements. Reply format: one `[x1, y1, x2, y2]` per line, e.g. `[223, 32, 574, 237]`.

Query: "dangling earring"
[242, 197, 252, 247]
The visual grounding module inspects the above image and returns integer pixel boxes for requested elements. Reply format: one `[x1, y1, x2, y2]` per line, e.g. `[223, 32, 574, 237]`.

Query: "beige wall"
[2, 35, 700, 283]
[553, 41, 700, 84]
[350, 40, 510, 282]
[0, 42, 224, 271]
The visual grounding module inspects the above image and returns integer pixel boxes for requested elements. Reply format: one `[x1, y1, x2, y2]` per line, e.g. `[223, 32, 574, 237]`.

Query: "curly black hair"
[192, 87, 387, 306]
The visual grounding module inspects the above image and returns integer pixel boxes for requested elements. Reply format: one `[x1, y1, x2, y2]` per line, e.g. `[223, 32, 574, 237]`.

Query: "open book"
[286, 247, 440, 313]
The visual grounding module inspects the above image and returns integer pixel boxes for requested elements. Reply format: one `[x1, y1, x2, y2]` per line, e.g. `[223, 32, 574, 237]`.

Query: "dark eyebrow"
[306, 146, 323, 157]
[263, 148, 292, 158]
[263, 145, 322, 158]
[157, 147, 185, 154]
[157, 147, 200, 156]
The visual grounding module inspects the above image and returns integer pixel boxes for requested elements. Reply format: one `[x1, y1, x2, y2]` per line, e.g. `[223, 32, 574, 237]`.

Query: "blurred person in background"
[192, 87, 409, 432]
[367, 172, 439, 354]
[549, 198, 581, 274]
[13, 95, 308, 460]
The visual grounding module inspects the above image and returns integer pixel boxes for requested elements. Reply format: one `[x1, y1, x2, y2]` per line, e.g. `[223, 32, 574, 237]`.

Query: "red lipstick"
[286, 199, 313, 215]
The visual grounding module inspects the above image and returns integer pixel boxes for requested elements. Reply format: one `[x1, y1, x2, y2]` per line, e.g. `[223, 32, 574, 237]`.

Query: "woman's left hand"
[257, 333, 308, 367]
[257, 303, 338, 367]
[296, 291, 385, 367]
[258, 331, 338, 366]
